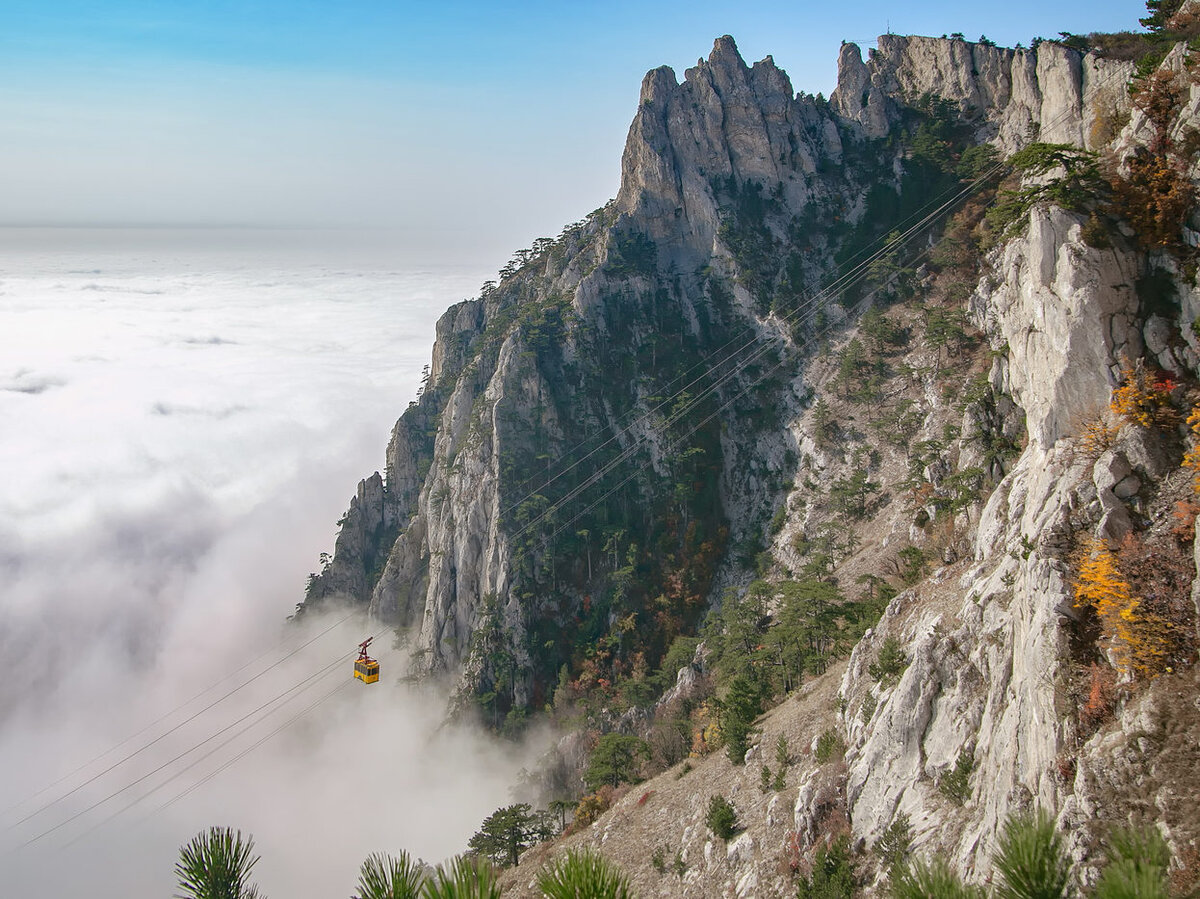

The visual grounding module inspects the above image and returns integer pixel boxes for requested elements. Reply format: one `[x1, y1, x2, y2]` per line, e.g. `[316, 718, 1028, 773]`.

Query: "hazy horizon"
[1, 1, 1143, 260]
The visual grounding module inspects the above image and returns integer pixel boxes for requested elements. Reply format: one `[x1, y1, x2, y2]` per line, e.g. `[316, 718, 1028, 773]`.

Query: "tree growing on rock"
[467, 803, 544, 867]
[584, 733, 650, 790]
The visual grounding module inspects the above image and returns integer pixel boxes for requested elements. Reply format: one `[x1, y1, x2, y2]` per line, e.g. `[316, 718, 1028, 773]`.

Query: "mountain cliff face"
[306, 26, 1200, 892]
[302, 36, 878, 711]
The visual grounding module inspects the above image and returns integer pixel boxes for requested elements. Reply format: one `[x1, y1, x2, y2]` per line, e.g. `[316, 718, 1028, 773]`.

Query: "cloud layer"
[0, 228, 535, 897]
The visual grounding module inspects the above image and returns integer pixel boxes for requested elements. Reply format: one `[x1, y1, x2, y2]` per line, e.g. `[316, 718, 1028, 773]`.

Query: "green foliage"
[423, 856, 500, 899]
[830, 470, 881, 521]
[958, 144, 1000, 181]
[1141, 0, 1184, 32]
[888, 857, 983, 899]
[175, 827, 263, 899]
[868, 636, 908, 687]
[834, 93, 983, 307]
[861, 307, 909, 353]
[770, 503, 789, 535]
[876, 813, 914, 872]
[672, 850, 687, 878]
[536, 848, 634, 899]
[860, 691, 878, 722]
[797, 836, 857, 899]
[1093, 827, 1172, 899]
[865, 232, 917, 301]
[761, 764, 774, 793]
[584, 733, 650, 790]
[812, 398, 839, 447]
[938, 750, 975, 806]
[467, 803, 544, 868]
[985, 143, 1106, 238]
[815, 728, 846, 763]
[651, 846, 667, 875]
[607, 230, 658, 278]
[897, 547, 928, 586]
[644, 636, 701, 698]
[708, 575, 852, 711]
[721, 673, 765, 763]
[776, 734, 792, 769]
[714, 178, 782, 311]
[353, 852, 425, 899]
[706, 794, 739, 841]
[992, 809, 1070, 899]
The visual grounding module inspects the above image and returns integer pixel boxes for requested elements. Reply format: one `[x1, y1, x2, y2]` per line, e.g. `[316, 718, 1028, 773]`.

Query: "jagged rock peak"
[616, 34, 838, 258]
[832, 34, 1134, 151]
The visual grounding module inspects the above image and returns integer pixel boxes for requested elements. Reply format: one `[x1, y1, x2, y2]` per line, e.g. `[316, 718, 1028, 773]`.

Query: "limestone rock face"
[616, 36, 841, 267]
[833, 44, 1200, 878]
[840, 439, 1086, 876]
[970, 206, 1142, 448]
[832, 35, 1133, 152]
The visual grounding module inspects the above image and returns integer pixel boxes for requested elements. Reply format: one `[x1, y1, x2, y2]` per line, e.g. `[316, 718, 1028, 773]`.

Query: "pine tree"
[174, 827, 263, 899]
[467, 804, 540, 867]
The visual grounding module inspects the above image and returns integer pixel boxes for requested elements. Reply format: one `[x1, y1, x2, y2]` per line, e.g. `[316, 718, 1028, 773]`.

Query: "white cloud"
[0, 229, 538, 897]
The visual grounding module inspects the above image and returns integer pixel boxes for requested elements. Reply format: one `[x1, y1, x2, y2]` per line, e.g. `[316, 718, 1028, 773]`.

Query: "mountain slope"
[304, 25, 1200, 893]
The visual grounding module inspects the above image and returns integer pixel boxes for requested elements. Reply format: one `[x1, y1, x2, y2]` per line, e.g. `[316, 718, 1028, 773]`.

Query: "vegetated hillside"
[305, 8, 1200, 897]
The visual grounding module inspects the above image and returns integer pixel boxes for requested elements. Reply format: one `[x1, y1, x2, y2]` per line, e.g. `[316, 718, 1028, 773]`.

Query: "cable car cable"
[494, 145, 1003, 521]
[19, 648, 355, 849]
[63, 666, 352, 848]
[15, 626, 388, 852]
[503, 168, 989, 548]
[495, 157, 1006, 543]
[138, 678, 353, 826]
[488, 45, 1135, 529]
[1, 608, 357, 823]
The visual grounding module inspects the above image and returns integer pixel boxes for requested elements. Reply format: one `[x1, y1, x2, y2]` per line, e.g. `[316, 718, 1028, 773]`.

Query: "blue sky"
[0, 0, 1147, 263]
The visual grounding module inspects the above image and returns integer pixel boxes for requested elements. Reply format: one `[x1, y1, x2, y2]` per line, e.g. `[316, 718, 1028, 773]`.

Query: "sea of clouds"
[0, 229, 540, 897]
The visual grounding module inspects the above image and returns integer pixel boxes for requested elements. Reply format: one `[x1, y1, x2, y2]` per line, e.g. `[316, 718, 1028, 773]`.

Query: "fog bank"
[0, 229, 539, 896]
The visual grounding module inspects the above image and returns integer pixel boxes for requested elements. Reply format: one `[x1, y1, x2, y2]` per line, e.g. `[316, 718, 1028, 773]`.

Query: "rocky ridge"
[308, 27, 1200, 894]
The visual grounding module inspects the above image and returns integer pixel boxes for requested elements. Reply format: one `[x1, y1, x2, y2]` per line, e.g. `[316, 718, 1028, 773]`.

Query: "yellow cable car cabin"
[354, 658, 379, 683]
[354, 637, 380, 684]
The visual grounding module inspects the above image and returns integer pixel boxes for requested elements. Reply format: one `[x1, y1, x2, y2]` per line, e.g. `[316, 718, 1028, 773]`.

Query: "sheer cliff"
[302, 36, 886, 711]
[306, 27, 1200, 894]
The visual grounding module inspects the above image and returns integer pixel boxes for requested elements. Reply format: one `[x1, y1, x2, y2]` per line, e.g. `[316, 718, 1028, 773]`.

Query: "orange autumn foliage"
[1074, 535, 1171, 678]
[1183, 405, 1200, 492]
[1077, 413, 1120, 457]
[1109, 358, 1178, 429]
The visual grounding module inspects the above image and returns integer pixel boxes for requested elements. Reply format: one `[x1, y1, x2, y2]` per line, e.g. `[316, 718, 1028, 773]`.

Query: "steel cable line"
[8, 609, 360, 831]
[13, 625, 390, 852]
[526, 45, 1136, 549]
[494, 158, 1007, 541]
[1, 609, 357, 824]
[63, 666, 352, 848]
[512, 91, 1112, 550]
[502, 161, 1003, 548]
[535, 288, 883, 554]
[142, 678, 353, 823]
[492, 139, 1005, 522]
[19, 648, 356, 849]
